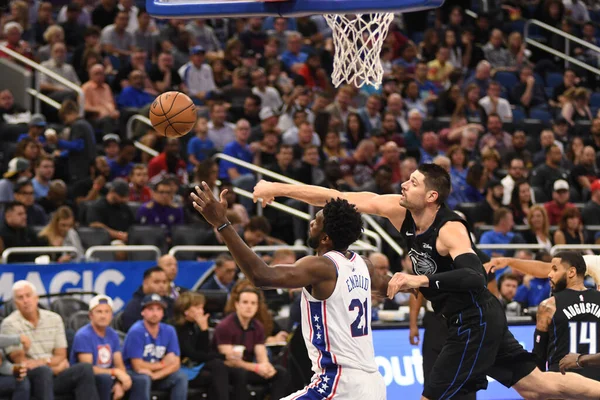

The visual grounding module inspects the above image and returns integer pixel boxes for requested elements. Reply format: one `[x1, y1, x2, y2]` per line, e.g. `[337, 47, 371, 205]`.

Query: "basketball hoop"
[324, 13, 395, 89]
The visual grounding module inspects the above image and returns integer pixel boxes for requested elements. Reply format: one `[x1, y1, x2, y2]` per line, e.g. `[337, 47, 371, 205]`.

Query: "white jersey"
[299, 250, 379, 393]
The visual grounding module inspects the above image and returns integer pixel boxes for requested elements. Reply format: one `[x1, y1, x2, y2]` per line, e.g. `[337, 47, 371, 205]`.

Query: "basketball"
[149, 91, 197, 138]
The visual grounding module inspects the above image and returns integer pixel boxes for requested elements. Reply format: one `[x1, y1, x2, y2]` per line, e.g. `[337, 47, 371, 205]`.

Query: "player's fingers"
[192, 201, 203, 212]
[219, 188, 229, 203]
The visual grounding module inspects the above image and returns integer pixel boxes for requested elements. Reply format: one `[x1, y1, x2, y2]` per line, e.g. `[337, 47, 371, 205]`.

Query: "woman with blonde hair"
[523, 205, 553, 253]
[38, 206, 84, 262]
[37, 24, 64, 62]
[173, 291, 245, 399]
[561, 87, 592, 125]
[225, 280, 289, 344]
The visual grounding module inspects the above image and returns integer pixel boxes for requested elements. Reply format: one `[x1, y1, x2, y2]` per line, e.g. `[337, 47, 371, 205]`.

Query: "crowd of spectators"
[0, 0, 600, 397]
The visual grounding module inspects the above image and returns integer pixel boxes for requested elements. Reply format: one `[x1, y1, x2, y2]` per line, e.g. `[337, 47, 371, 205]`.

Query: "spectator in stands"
[122, 294, 187, 399]
[478, 113, 513, 159]
[479, 207, 524, 257]
[173, 292, 243, 399]
[497, 273, 520, 310]
[503, 130, 532, 169]
[530, 144, 570, 200]
[544, 179, 576, 225]
[128, 164, 151, 203]
[510, 179, 534, 225]
[0, 331, 29, 398]
[116, 70, 155, 109]
[131, 9, 158, 60]
[147, 137, 188, 185]
[0, 202, 45, 262]
[1, 280, 98, 400]
[339, 139, 375, 189]
[60, 3, 86, 50]
[533, 130, 562, 166]
[178, 46, 216, 104]
[0, 89, 29, 127]
[554, 207, 584, 245]
[513, 251, 551, 308]
[57, 100, 96, 182]
[222, 68, 253, 116]
[369, 252, 409, 309]
[418, 131, 443, 164]
[570, 146, 598, 199]
[373, 141, 402, 184]
[582, 180, 600, 240]
[325, 87, 357, 131]
[357, 94, 382, 133]
[38, 205, 83, 262]
[186, 116, 215, 172]
[233, 94, 262, 127]
[561, 87, 593, 126]
[32, 2, 54, 46]
[72, 26, 101, 82]
[71, 156, 110, 205]
[511, 65, 547, 111]
[523, 205, 553, 252]
[250, 107, 280, 143]
[102, 134, 120, 161]
[473, 178, 504, 226]
[463, 61, 491, 98]
[14, 137, 41, 170]
[482, 29, 510, 70]
[70, 295, 144, 400]
[0, 158, 31, 203]
[200, 253, 237, 292]
[100, 11, 134, 58]
[402, 108, 424, 150]
[501, 157, 527, 206]
[13, 178, 47, 226]
[136, 178, 184, 235]
[460, 127, 480, 162]
[39, 42, 80, 103]
[551, 69, 579, 108]
[252, 68, 283, 111]
[185, 19, 220, 55]
[240, 216, 281, 247]
[149, 52, 185, 93]
[87, 178, 135, 242]
[122, 266, 173, 331]
[158, 254, 186, 300]
[426, 47, 453, 87]
[37, 180, 72, 216]
[91, 0, 118, 29]
[37, 25, 65, 62]
[82, 64, 120, 134]
[1, 22, 33, 62]
[479, 81, 512, 123]
[108, 139, 136, 180]
[446, 145, 469, 208]
[280, 32, 307, 72]
[31, 156, 54, 200]
[218, 118, 255, 185]
[214, 287, 290, 399]
[207, 102, 236, 151]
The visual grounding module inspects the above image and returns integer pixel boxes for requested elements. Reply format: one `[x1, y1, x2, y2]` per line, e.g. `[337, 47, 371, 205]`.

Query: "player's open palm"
[191, 182, 229, 227]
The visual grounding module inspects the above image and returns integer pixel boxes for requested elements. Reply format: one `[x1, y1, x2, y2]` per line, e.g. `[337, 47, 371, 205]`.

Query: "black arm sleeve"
[474, 246, 496, 282]
[428, 253, 487, 292]
[533, 329, 549, 371]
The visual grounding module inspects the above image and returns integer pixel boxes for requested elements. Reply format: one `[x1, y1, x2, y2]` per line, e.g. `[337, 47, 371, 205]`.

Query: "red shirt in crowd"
[544, 201, 575, 226]
[147, 153, 188, 185]
[213, 313, 265, 362]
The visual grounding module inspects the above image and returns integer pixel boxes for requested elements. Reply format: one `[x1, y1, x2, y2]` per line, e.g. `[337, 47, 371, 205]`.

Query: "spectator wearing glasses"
[13, 178, 48, 226]
[136, 179, 184, 237]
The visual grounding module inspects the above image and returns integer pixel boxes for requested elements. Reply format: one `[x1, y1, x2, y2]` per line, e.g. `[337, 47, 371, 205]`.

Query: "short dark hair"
[247, 216, 271, 235]
[215, 253, 233, 268]
[555, 251, 587, 277]
[236, 287, 260, 301]
[247, 94, 262, 107]
[4, 201, 25, 215]
[277, 144, 293, 153]
[322, 198, 363, 251]
[143, 266, 165, 280]
[417, 163, 451, 205]
[120, 139, 135, 150]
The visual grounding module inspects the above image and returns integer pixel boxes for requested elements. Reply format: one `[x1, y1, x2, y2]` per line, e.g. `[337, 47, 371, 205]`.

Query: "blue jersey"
[70, 324, 121, 368]
[108, 160, 135, 181]
[122, 320, 180, 369]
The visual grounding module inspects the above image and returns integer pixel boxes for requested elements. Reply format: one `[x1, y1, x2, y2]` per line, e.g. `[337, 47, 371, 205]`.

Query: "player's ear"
[321, 233, 331, 246]
[426, 190, 438, 204]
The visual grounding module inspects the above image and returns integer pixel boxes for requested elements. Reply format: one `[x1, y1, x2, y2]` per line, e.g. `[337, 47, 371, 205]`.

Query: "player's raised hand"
[191, 182, 229, 227]
[253, 180, 276, 208]
[559, 353, 583, 374]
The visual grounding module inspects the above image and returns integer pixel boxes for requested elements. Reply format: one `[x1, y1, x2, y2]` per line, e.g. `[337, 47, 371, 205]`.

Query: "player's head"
[307, 198, 363, 253]
[399, 163, 451, 209]
[549, 251, 587, 293]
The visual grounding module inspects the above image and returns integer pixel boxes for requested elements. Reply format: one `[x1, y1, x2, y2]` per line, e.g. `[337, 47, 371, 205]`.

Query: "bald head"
[158, 255, 178, 281]
[369, 253, 390, 276]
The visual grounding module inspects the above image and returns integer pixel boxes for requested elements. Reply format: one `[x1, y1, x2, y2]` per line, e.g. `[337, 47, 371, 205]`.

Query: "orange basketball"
[149, 91, 197, 138]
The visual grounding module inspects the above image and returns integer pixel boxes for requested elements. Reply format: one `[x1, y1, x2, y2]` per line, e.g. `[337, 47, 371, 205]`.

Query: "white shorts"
[280, 368, 386, 400]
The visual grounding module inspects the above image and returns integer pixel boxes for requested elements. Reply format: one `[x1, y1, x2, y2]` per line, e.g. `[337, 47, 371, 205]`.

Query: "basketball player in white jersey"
[191, 182, 388, 399]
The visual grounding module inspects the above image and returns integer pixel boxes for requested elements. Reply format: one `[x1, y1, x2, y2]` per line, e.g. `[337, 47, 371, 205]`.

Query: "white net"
[324, 13, 395, 89]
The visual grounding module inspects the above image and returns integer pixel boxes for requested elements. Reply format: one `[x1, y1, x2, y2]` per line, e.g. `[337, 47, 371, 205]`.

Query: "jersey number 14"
[349, 298, 369, 337]
[569, 322, 597, 354]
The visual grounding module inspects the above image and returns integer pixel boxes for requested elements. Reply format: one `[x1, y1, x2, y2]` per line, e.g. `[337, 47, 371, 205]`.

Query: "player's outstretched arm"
[485, 257, 551, 279]
[253, 180, 406, 230]
[560, 352, 600, 373]
[191, 183, 337, 290]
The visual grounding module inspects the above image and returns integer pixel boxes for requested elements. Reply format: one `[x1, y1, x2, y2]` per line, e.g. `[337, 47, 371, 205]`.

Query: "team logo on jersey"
[97, 344, 112, 368]
[409, 249, 438, 275]
[580, 294, 584, 302]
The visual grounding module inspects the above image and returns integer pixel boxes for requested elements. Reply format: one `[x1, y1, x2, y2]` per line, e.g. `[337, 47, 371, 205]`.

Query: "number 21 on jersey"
[569, 322, 597, 354]
[349, 298, 369, 337]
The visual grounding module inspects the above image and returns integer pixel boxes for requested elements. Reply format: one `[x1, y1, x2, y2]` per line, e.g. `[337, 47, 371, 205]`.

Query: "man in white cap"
[0, 158, 32, 203]
[71, 295, 147, 400]
[544, 179, 575, 225]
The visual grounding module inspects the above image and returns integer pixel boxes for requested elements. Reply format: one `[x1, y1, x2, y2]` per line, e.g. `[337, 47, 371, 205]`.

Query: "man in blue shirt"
[70, 295, 145, 400]
[136, 179, 184, 238]
[122, 294, 187, 399]
[280, 32, 308, 71]
[479, 208, 525, 258]
[108, 139, 136, 180]
[117, 70, 155, 109]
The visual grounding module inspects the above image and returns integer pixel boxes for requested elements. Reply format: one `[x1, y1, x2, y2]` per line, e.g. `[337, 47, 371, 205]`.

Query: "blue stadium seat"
[545, 72, 563, 89]
[411, 31, 425, 44]
[494, 72, 518, 92]
[512, 107, 526, 122]
[529, 109, 553, 123]
[509, 19, 526, 35]
[545, 87, 554, 99]
[590, 92, 600, 108]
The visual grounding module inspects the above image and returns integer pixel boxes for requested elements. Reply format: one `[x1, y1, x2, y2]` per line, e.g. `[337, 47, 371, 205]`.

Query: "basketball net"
[324, 13, 394, 89]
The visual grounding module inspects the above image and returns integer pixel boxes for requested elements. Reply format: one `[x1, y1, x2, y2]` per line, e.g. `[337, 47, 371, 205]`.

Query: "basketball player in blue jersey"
[253, 163, 600, 399]
[191, 182, 388, 399]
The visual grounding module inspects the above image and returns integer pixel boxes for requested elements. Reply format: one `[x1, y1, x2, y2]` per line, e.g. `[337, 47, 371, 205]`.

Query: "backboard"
[147, 0, 444, 18]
